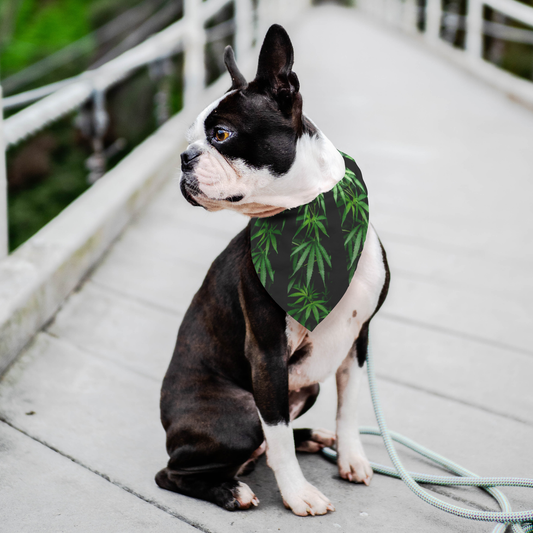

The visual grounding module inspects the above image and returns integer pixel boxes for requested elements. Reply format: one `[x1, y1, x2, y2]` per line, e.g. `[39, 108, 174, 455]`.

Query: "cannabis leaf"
[288, 282, 330, 328]
[290, 237, 331, 287]
[251, 218, 284, 286]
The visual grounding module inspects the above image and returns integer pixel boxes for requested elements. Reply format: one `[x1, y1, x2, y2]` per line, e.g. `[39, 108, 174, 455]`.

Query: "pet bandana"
[251, 151, 369, 331]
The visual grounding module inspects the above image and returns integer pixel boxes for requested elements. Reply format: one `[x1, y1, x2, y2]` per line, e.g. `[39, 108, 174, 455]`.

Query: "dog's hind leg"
[293, 428, 336, 453]
[157, 382, 264, 510]
[288, 384, 336, 452]
[155, 467, 259, 510]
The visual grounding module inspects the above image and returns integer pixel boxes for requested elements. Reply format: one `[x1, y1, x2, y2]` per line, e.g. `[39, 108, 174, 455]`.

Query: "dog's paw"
[221, 481, 260, 511]
[296, 428, 336, 453]
[282, 482, 335, 516]
[337, 451, 373, 485]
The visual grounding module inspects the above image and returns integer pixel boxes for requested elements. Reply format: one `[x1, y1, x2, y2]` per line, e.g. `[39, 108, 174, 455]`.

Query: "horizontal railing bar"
[3, 0, 235, 149]
[440, 14, 533, 45]
[202, 0, 233, 22]
[2, 76, 84, 111]
[4, 82, 94, 148]
[3, 16, 185, 148]
[3, 14, 238, 113]
[205, 18, 236, 43]
[484, 0, 533, 28]
[0, 0, 165, 95]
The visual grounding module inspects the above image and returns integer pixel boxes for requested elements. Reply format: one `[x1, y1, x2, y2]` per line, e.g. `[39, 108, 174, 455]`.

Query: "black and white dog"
[156, 24, 390, 516]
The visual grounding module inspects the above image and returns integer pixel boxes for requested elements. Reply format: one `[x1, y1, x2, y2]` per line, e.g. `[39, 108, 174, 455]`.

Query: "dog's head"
[180, 24, 344, 217]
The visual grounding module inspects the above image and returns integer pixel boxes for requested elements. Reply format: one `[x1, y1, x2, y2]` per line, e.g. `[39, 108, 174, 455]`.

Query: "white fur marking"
[335, 357, 373, 485]
[258, 415, 334, 516]
[287, 225, 386, 390]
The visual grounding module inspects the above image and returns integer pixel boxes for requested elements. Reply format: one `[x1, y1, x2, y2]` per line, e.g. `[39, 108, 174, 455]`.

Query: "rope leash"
[321, 336, 533, 533]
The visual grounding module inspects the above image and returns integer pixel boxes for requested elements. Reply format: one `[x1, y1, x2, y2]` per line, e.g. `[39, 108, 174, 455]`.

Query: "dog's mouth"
[180, 175, 245, 208]
[180, 177, 202, 207]
[223, 194, 244, 203]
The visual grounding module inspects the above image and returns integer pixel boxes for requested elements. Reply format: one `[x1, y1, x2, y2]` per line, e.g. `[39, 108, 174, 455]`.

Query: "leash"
[321, 335, 533, 533]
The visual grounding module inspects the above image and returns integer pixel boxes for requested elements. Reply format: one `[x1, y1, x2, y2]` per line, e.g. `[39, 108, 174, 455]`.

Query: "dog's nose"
[181, 148, 201, 170]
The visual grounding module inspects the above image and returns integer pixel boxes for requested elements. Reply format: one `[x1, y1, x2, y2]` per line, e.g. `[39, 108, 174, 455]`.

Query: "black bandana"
[251, 151, 369, 331]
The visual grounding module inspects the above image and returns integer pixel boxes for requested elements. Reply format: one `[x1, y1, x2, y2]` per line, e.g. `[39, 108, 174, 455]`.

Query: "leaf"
[344, 226, 359, 246]
[294, 245, 311, 274]
[265, 256, 275, 282]
[312, 306, 319, 324]
[315, 245, 325, 286]
[317, 242, 332, 267]
[287, 277, 296, 294]
[291, 241, 310, 257]
[251, 227, 267, 239]
[315, 220, 329, 237]
[306, 247, 315, 286]
[342, 204, 351, 225]
[349, 232, 362, 268]
[294, 223, 306, 239]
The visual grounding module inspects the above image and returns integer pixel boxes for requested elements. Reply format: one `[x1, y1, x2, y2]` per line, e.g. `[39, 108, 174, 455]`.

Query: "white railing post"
[235, 0, 253, 62]
[0, 87, 8, 258]
[402, 0, 419, 33]
[466, 0, 484, 61]
[183, 0, 204, 109]
[425, 0, 442, 42]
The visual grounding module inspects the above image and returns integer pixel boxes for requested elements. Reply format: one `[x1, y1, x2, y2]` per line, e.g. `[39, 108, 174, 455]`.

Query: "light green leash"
[321, 336, 533, 533]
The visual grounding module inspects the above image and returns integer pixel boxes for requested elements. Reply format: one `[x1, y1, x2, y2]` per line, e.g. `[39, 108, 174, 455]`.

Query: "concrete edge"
[0, 74, 232, 376]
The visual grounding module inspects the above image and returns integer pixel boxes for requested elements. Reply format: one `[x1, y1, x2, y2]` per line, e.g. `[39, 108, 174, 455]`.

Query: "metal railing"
[0, 0, 311, 259]
[356, 0, 533, 106]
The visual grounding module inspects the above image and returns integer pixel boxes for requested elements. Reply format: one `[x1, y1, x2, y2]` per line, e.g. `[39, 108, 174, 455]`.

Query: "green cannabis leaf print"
[251, 152, 369, 331]
[334, 151, 369, 282]
[251, 218, 285, 288]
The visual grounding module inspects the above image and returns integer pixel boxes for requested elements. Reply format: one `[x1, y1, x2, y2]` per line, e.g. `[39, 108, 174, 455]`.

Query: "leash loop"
[321, 335, 533, 533]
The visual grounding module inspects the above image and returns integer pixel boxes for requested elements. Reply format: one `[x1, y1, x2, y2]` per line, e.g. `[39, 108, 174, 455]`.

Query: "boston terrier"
[156, 24, 390, 516]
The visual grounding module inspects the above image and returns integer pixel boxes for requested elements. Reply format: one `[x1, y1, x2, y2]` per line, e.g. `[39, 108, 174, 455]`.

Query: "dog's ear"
[224, 46, 247, 91]
[255, 24, 300, 114]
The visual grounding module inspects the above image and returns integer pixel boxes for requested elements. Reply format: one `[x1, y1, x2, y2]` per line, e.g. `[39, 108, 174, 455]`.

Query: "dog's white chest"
[286, 225, 386, 390]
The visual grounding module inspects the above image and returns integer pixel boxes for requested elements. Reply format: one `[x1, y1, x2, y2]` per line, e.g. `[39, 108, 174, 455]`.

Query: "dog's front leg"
[251, 353, 335, 516]
[335, 325, 373, 485]
[241, 292, 334, 516]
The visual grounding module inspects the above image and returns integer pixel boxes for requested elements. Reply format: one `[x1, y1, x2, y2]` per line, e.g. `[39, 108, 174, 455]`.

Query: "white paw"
[337, 451, 373, 485]
[282, 482, 335, 516]
[234, 481, 260, 509]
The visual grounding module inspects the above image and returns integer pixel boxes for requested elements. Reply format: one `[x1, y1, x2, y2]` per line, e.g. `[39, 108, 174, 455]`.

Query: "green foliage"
[250, 152, 370, 330]
[290, 199, 332, 290]
[334, 152, 369, 281]
[0, 0, 93, 79]
[287, 282, 329, 326]
[251, 218, 284, 286]
[7, 113, 90, 250]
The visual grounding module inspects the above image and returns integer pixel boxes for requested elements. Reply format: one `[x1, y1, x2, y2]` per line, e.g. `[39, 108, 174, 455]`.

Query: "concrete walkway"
[1, 4, 533, 532]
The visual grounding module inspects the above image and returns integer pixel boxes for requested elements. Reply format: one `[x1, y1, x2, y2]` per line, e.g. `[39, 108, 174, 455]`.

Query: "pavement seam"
[89, 279, 186, 317]
[0, 417, 213, 533]
[376, 372, 532, 427]
[42, 331, 162, 383]
[380, 312, 533, 358]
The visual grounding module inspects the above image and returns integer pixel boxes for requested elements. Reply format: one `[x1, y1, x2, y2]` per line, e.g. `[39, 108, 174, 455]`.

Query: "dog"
[156, 24, 390, 516]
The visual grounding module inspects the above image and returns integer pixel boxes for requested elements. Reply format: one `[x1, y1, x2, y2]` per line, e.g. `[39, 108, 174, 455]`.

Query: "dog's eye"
[214, 128, 231, 142]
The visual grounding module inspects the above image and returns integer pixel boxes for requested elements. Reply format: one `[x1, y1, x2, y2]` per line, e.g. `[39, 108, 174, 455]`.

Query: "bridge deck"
[1, 4, 533, 532]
